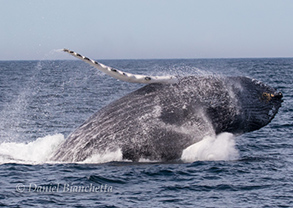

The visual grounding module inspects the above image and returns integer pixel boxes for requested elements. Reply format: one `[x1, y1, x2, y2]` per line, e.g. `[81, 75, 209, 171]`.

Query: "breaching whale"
[51, 49, 283, 162]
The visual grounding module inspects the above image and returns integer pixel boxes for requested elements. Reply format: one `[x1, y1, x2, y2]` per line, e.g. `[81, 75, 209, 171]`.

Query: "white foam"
[0, 134, 125, 165]
[181, 132, 239, 162]
[0, 132, 239, 164]
[81, 148, 123, 164]
[0, 134, 65, 164]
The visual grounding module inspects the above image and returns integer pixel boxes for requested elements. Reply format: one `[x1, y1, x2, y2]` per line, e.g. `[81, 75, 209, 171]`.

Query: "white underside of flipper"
[63, 49, 178, 84]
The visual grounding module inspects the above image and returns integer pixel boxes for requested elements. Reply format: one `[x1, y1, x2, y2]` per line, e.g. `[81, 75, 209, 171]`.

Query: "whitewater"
[0, 132, 239, 164]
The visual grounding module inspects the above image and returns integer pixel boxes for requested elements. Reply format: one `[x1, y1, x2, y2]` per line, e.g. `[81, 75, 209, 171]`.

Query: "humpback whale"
[51, 49, 283, 162]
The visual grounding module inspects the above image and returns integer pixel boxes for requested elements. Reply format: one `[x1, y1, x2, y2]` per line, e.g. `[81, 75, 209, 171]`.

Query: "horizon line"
[1, 56, 293, 62]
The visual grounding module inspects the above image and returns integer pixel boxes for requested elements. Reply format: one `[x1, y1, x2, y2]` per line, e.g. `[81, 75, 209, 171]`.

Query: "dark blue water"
[0, 57, 292, 207]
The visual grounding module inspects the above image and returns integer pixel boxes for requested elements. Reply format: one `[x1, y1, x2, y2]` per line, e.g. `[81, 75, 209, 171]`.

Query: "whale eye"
[261, 92, 272, 102]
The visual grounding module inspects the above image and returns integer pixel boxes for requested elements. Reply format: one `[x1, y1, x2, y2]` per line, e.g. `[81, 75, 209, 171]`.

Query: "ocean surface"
[0, 55, 292, 207]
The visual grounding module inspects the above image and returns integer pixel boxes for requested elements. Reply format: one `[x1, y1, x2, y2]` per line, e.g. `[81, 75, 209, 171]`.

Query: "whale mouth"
[262, 91, 283, 103]
[271, 91, 283, 100]
[265, 90, 283, 122]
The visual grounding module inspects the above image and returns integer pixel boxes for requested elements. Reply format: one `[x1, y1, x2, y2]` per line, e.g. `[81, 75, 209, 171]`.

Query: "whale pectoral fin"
[62, 49, 179, 84]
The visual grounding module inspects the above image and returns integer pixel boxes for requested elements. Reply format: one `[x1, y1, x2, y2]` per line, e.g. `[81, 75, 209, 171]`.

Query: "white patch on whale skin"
[181, 132, 239, 162]
[138, 104, 162, 122]
[268, 106, 276, 118]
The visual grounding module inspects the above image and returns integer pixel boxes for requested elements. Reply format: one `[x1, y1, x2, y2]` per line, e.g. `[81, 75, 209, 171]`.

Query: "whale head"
[231, 77, 283, 133]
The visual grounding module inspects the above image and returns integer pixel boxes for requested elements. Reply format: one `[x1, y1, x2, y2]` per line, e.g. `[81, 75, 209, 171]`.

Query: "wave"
[0, 132, 239, 165]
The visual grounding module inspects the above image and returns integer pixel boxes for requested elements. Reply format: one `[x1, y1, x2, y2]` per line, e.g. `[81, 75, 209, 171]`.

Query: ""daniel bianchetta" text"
[16, 183, 113, 193]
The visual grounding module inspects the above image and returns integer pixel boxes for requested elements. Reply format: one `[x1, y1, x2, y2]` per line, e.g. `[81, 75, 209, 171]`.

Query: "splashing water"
[82, 149, 123, 164]
[181, 132, 239, 162]
[0, 132, 238, 164]
[0, 134, 64, 164]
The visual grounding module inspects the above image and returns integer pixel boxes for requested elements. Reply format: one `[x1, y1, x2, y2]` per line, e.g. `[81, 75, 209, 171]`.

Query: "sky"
[1, 0, 293, 60]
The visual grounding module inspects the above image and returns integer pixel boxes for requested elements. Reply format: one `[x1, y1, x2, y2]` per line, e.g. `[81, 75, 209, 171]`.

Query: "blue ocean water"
[0, 57, 292, 207]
